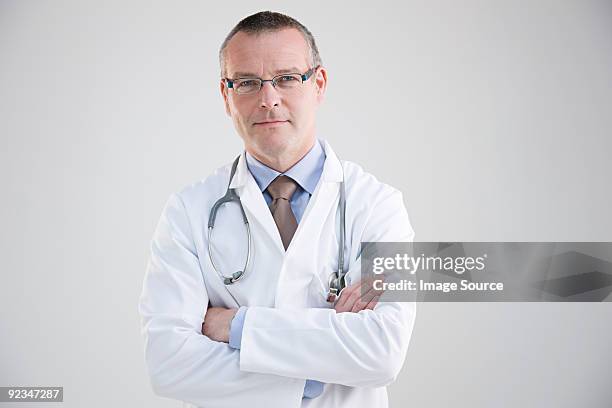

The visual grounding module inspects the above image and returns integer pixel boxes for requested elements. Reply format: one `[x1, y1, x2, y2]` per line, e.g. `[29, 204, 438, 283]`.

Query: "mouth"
[253, 120, 289, 127]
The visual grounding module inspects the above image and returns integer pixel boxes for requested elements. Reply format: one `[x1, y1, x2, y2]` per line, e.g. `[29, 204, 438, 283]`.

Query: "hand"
[201, 306, 238, 343]
[334, 276, 384, 313]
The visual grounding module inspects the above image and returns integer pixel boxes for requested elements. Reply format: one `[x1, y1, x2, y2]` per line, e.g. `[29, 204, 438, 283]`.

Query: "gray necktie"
[266, 175, 299, 250]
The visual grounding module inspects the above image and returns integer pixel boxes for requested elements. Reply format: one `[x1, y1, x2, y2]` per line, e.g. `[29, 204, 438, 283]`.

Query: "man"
[139, 11, 416, 408]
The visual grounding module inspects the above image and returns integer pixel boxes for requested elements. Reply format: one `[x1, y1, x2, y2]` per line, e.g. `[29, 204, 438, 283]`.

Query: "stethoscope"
[207, 154, 347, 306]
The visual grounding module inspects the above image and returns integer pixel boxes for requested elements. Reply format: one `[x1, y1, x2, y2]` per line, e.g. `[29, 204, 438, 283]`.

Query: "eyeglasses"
[223, 66, 319, 95]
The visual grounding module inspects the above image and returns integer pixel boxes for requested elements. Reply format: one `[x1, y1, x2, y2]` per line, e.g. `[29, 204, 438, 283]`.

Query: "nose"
[258, 81, 281, 109]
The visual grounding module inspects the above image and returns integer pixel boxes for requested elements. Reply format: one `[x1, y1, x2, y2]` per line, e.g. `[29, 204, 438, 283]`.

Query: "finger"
[346, 283, 375, 313]
[335, 294, 355, 313]
[349, 276, 387, 312]
[334, 280, 361, 310]
[336, 279, 359, 301]
[343, 283, 366, 313]
[350, 298, 368, 313]
[335, 285, 362, 313]
[353, 286, 379, 311]
[365, 295, 380, 310]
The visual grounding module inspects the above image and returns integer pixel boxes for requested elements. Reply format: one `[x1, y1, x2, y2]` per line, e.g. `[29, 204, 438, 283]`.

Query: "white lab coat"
[139, 140, 416, 408]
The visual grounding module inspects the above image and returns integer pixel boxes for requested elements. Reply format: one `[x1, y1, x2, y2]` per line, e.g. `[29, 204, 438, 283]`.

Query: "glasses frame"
[223, 65, 320, 95]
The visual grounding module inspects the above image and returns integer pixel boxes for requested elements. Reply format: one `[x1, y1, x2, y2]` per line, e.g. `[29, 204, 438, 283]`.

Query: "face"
[220, 28, 327, 165]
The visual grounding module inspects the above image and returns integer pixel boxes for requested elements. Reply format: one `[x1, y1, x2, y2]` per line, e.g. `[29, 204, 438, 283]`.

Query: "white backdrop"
[1, 0, 611, 406]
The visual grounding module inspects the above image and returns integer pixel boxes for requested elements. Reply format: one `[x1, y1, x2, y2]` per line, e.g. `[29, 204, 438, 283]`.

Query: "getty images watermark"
[359, 242, 612, 302]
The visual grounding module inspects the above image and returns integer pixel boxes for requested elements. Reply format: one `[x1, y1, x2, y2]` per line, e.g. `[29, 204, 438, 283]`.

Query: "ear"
[314, 66, 328, 104]
[220, 79, 231, 116]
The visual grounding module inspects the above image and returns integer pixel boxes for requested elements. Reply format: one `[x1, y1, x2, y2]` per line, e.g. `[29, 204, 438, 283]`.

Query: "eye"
[278, 75, 298, 82]
[237, 79, 257, 87]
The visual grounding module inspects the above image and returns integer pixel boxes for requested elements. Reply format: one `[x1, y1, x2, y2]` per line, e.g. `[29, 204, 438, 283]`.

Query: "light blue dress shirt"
[244, 138, 325, 223]
[228, 139, 326, 399]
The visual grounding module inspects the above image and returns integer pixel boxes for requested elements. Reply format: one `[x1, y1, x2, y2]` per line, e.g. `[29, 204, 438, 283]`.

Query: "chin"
[254, 131, 296, 157]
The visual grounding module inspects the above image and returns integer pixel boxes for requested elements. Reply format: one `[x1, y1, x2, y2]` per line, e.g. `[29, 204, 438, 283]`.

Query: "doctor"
[139, 11, 416, 408]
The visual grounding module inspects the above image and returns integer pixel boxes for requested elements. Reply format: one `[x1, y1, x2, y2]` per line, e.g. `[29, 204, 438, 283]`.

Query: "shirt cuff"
[228, 306, 248, 350]
[303, 380, 324, 399]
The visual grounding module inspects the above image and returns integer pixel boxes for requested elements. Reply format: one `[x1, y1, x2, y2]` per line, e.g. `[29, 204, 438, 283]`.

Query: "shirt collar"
[245, 139, 326, 194]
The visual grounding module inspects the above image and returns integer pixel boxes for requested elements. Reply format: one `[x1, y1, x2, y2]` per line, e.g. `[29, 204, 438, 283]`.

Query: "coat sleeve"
[239, 188, 417, 387]
[138, 193, 305, 408]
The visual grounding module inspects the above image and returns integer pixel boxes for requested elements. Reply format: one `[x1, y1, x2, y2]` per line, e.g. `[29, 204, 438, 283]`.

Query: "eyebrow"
[231, 67, 304, 78]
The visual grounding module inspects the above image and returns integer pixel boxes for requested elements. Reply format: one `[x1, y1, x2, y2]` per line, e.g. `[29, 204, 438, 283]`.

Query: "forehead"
[224, 28, 312, 77]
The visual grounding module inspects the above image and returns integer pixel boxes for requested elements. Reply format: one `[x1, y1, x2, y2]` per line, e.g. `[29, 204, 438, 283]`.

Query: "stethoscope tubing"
[207, 153, 347, 306]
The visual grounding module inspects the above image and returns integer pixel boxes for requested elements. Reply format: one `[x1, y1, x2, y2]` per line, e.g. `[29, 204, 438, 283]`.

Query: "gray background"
[1, 0, 611, 406]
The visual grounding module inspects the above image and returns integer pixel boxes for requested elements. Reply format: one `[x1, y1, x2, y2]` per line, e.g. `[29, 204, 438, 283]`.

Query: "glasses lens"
[274, 74, 302, 90]
[234, 79, 261, 94]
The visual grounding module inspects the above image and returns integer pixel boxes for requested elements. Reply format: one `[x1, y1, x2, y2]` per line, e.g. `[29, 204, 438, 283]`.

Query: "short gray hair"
[219, 11, 322, 77]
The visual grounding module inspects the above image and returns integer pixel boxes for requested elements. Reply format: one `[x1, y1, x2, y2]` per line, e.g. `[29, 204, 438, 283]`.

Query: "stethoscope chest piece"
[223, 270, 245, 285]
[327, 271, 347, 303]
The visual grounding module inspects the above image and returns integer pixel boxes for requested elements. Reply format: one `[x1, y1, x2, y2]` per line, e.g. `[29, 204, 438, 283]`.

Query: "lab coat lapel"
[227, 141, 344, 258]
[275, 141, 345, 306]
[291, 140, 344, 249]
[229, 153, 286, 255]
[287, 180, 337, 255]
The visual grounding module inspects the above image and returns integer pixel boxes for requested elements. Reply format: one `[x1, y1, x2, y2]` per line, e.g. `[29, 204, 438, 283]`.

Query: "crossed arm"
[201, 278, 380, 343]
[201, 279, 382, 400]
[139, 191, 416, 407]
